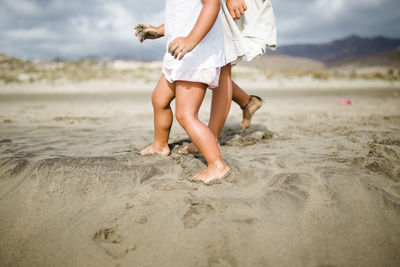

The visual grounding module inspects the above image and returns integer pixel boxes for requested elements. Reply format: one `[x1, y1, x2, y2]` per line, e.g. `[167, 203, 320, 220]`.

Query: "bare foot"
[179, 141, 221, 155]
[178, 143, 199, 154]
[139, 144, 170, 156]
[241, 95, 263, 133]
[192, 161, 230, 185]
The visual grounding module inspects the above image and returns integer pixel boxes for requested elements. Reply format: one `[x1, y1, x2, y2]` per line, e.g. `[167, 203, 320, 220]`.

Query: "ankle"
[240, 95, 252, 110]
[153, 142, 169, 150]
[208, 159, 228, 170]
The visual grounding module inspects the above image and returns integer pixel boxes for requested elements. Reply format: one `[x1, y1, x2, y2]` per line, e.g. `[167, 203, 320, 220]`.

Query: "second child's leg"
[232, 81, 263, 133]
[209, 64, 233, 139]
[184, 71, 263, 153]
[140, 75, 175, 156]
[175, 81, 230, 183]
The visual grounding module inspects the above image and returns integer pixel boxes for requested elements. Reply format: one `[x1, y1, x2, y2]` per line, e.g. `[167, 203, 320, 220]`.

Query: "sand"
[1, 85, 400, 266]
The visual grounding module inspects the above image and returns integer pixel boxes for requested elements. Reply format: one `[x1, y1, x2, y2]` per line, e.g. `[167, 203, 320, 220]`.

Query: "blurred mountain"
[328, 47, 400, 68]
[272, 35, 400, 63]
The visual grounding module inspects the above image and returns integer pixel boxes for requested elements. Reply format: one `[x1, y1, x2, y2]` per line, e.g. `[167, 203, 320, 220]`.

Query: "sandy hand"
[168, 37, 197, 60]
[226, 0, 247, 20]
[134, 24, 163, 42]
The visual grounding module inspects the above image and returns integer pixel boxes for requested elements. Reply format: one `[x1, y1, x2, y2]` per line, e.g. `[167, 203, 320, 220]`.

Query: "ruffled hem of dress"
[226, 37, 277, 65]
[162, 66, 222, 89]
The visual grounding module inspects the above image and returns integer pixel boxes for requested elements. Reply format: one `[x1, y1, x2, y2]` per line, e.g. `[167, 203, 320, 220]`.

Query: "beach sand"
[1, 86, 400, 266]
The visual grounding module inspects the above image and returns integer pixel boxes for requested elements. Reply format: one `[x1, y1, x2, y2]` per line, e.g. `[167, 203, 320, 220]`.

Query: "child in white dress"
[136, 0, 277, 155]
[137, 0, 230, 184]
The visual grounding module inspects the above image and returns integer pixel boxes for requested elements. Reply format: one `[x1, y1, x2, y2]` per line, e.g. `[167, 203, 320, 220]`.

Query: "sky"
[0, 0, 399, 61]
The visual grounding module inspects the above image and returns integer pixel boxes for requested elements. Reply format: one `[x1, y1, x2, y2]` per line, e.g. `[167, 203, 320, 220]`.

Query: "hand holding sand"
[168, 37, 197, 60]
[134, 24, 164, 42]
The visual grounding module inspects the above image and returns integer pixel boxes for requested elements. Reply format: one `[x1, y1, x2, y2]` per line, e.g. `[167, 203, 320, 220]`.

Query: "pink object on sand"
[339, 99, 354, 105]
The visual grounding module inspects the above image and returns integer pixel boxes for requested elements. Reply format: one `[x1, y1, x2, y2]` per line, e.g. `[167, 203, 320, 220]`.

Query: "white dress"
[221, 0, 277, 64]
[162, 0, 226, 88]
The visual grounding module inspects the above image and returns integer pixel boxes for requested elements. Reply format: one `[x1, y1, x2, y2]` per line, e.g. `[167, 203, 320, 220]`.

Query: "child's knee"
[152, 91, 170, 109]
[175, 110, 191, 127]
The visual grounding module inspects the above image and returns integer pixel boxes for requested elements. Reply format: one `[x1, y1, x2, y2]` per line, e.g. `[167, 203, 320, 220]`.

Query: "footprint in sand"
[182, 198, 214, 229]
[265, 172, 313, 208]
[274, 154, 310, 170]
[0, 158, 29, 179]
[367, 144, 400, 160]
[220, 158, 271, 186]
[207, 242, 238, 267]
[93, 226, 136, 259]
[135, 163, 164, 184]
[363, 158, 397, 181]
[180, 158, 207, 178]
[225, 131, 273, 147]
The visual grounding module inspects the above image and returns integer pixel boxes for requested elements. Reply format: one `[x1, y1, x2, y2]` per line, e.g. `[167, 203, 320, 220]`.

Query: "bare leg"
[209, 64, 233, 138]
[232, 81, 263, 133]
[140, 75, 175, 156]
[179, 68, 263, 155]
[179, 65, 232, 154]
[175, 81, 230, 183]
[232, 80, 250, 107]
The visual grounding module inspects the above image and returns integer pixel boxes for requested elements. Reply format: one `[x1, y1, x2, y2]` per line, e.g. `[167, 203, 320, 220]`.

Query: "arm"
[168, 0, 220, 60]
[226, 0, 247, 20]
[134, 24, 164, 43]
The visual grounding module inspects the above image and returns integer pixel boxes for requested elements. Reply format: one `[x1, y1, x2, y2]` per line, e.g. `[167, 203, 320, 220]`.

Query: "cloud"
[3, 0, 42, 16]
[273, 0, 400, 44]
[0, 0, 399, 60]
[0, 0, 165, 60]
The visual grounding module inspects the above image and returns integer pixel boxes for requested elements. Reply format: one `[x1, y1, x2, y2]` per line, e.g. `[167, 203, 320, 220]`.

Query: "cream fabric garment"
[221, 0, 277, 64]
[162, 0, 226, 88]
